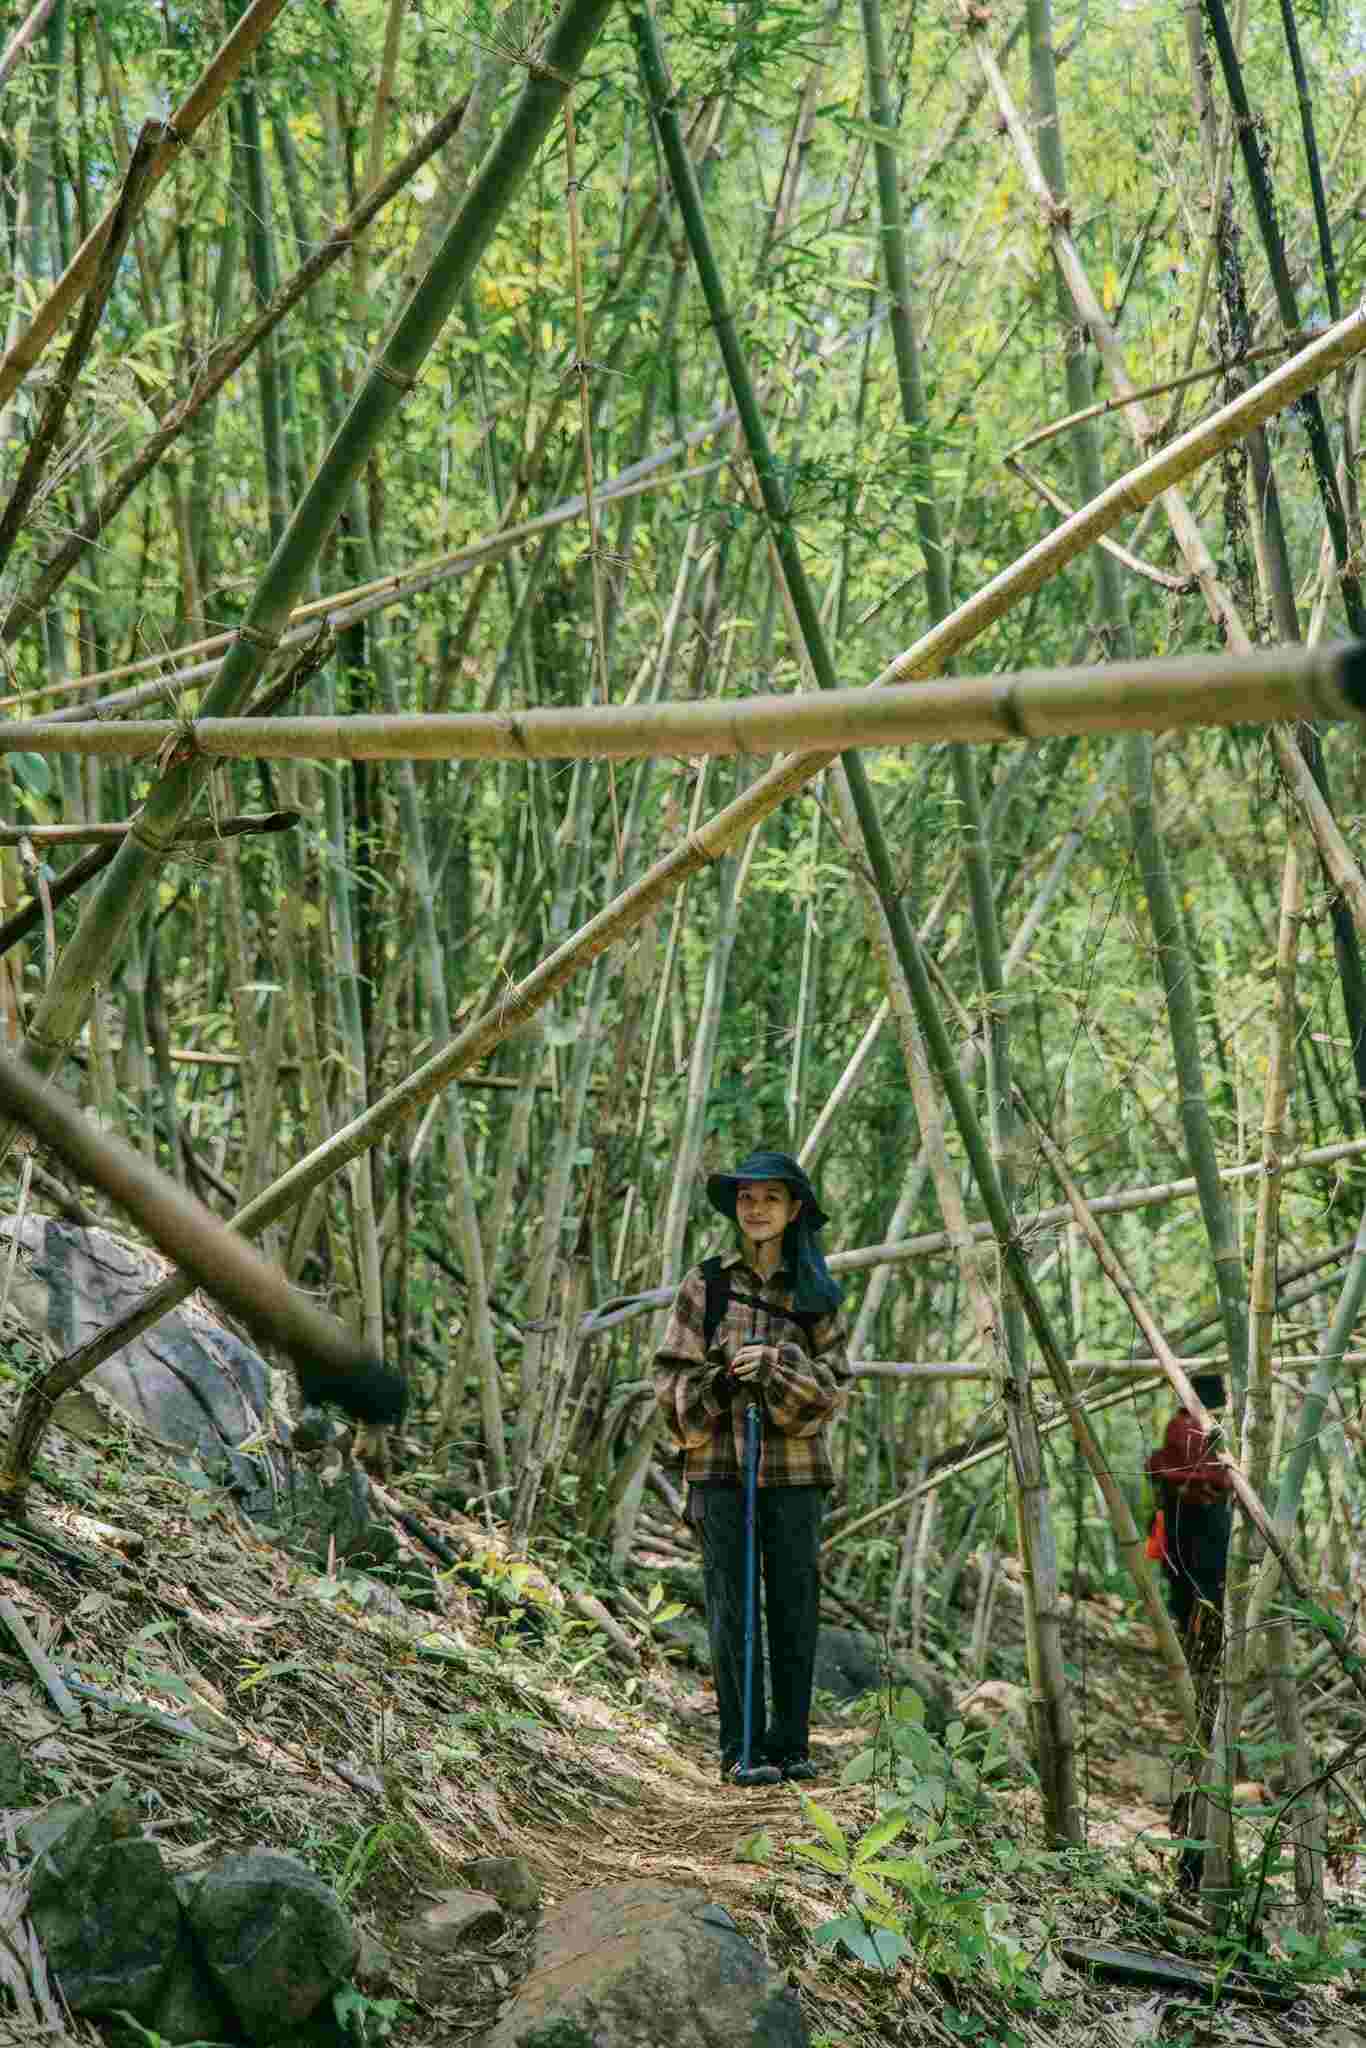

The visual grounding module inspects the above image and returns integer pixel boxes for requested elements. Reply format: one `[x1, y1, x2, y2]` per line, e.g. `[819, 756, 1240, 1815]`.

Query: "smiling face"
[735, 1178, 802, 1250]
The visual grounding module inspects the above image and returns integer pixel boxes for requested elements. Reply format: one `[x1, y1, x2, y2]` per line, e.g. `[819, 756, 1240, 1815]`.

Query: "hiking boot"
[772, 1755, 820, 1783]
[722, 1759, 782, 1786]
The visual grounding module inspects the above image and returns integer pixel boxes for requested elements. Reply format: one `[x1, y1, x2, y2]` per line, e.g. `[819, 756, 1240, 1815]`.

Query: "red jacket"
[1147, 1408, 1232, 1507]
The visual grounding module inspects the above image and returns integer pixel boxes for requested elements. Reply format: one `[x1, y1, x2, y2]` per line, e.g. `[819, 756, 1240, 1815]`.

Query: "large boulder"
[812, 1626, 953, 1731]
[26, 1790, 183, 2025]
[1, 1215, 399, 1567]
[480, 1881, 808, 2047]
[187, 1850, 357, 2042]
[1, 1213, 276, 1513]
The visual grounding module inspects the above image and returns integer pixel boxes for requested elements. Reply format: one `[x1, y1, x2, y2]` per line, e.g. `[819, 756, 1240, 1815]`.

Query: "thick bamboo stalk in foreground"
[6, 643, 1364, 761]
[0, 0, 287, 409]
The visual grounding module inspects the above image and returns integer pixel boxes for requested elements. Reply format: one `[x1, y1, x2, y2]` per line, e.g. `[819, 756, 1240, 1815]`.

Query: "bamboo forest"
[4, 0, 1366, 2041]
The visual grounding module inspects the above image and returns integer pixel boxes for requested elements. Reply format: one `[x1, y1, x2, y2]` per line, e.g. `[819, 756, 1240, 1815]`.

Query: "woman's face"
[735, 1179, 802, 1247]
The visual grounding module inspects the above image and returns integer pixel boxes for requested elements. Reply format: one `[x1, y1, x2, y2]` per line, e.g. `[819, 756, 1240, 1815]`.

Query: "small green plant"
[794, 1688, 1050, 1998]
[642, 1578, 686, 1631]
[331, 1819, 402, 1904]
[332, 1981, 403, 2041]
[123, 1619, 193, 1708]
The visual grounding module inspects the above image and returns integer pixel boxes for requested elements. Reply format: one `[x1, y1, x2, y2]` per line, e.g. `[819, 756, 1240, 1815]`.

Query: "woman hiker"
[653, 1149, 850, 1787]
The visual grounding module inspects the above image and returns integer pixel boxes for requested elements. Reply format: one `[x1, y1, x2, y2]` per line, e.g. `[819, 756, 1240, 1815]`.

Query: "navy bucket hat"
[706, 1148, 842, 1316]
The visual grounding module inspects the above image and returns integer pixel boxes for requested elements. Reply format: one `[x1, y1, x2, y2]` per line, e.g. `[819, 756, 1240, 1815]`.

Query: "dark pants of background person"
[688, 1481, 823, 1767]
[1162, 1496, 1232, 1634]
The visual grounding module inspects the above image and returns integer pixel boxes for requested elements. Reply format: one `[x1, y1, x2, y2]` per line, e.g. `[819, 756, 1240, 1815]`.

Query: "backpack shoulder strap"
[699, 1256, 729, 1353]
[699, 1259, 824, 1355]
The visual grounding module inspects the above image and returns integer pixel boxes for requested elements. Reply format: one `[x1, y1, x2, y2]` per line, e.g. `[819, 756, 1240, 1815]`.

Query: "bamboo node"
[234, 622, 282, 654]
[374, 360, 418, 395]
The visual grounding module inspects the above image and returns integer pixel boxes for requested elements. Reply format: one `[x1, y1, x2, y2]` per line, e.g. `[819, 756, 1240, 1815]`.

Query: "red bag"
[1146, 1509, 1168, 1563]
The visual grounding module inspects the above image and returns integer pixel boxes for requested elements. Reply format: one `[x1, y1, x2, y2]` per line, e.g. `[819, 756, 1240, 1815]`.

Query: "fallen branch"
[0, 1592, 82, 1724]
[0, 809, 299, 848]
[0, 813, 300, 958]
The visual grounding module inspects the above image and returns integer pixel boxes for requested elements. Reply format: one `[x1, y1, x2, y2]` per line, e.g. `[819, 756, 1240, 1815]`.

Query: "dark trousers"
[689, 1482, 823, 1766]
[1162, 1497, 1231, 1635]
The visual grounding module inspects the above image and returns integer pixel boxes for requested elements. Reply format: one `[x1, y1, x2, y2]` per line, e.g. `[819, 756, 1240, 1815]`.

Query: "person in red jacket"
[1146, 1374, 1233, 1636]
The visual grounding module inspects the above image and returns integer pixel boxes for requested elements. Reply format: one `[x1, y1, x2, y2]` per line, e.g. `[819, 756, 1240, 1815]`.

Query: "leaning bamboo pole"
[0, 0, 58, 92]
[1241, 835, 1325, 1926]
[0, 121, 165, 576]
[5, 643, 1364, 761]
[0, 0, 619, 1167]
[859, 0, 1074, 1840]
[0, 0, 287, 411]
[847, 1353, 1366, 1381]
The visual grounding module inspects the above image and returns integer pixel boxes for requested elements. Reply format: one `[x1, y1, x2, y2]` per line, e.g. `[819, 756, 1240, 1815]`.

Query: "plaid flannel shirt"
[653, 1249, 849, 1487]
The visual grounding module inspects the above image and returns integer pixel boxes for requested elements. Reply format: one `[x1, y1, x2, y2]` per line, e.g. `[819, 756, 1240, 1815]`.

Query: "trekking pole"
[734, 1302, 772, 1785]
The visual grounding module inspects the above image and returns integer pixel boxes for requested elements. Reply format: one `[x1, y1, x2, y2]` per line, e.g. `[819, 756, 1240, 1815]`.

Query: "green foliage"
[331, 1981, 404, 2041]
[795, 1689, 1051, 1999]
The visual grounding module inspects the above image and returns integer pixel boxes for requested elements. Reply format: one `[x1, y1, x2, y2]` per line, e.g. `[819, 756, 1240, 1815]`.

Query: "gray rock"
[271, 1463, 400, 1572]
[1, 1214, 277, 1513]
[0, 1216, 400, 1566]
[812, 1627, 952, 1731]
[27, 1792, 183, 2024]
[354, 1928, 397, 1990]
[146, 1939, 241, 2047]
[456, 1857, 541, 1914]
[398, 1887, 504, 1953]
[480, 1881, 808, 2048]
[17, 1797, 86, 1856]
[188, 1851, 357, 2042]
